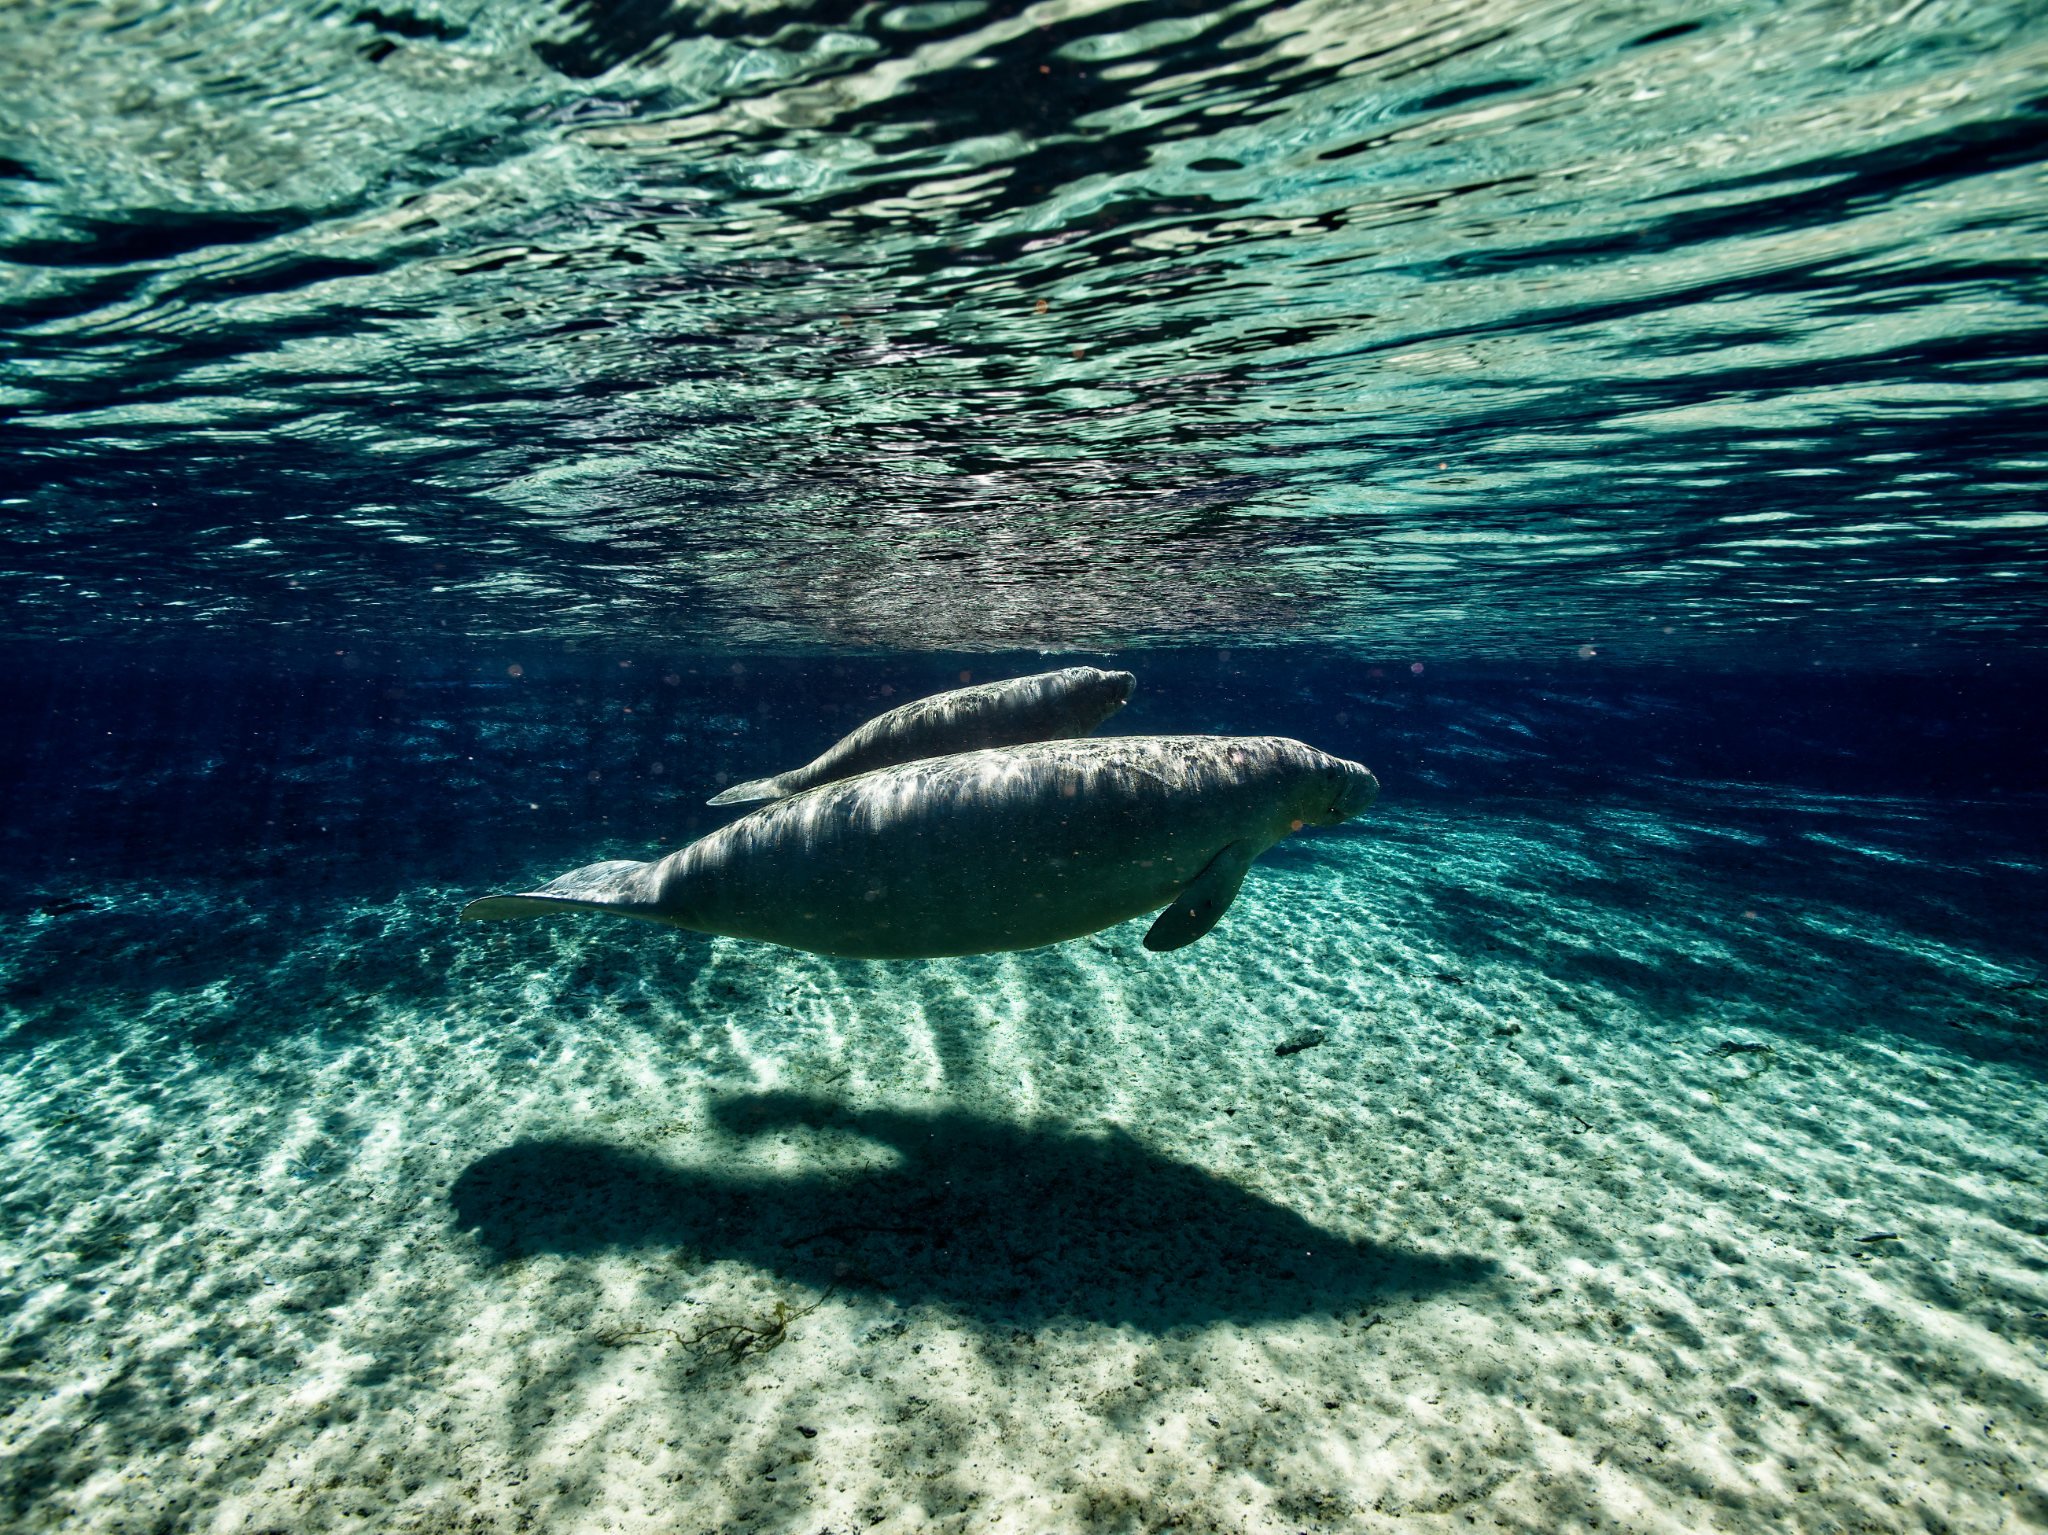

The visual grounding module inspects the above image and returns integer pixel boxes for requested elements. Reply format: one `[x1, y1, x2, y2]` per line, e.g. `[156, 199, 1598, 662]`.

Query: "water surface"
[4, 0, 2044, 656]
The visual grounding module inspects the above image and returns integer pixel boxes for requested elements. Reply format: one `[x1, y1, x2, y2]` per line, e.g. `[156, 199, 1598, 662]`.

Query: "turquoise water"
[3, 654, 2043, 1531]
[4, 1, 2048, 1531]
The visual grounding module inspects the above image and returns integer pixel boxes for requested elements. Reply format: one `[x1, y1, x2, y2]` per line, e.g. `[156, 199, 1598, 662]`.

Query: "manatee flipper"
[460, 860, 670, 924]
[1143, 840, 1258, 952]
[707, 776, 783, 807]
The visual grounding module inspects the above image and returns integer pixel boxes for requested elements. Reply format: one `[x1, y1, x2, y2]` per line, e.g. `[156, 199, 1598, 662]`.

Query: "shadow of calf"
[450, 1093, 1494, 1331]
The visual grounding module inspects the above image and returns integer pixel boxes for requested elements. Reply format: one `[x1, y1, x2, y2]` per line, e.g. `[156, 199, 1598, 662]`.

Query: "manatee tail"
[707, 776, 785, 807]
[460, 859, 673, 925]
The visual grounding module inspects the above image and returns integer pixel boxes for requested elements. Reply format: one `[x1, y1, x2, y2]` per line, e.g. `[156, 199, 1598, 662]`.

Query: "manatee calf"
[463, 735, 1377, 959]
[707, 665, 1135, 806]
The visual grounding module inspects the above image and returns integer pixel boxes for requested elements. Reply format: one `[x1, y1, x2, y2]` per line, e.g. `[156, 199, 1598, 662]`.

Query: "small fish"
[1276, 1030, 1326, 1058]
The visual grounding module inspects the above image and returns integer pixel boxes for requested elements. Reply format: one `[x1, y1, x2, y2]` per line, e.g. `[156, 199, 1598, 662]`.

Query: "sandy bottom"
[3, 789, 2045, 1534]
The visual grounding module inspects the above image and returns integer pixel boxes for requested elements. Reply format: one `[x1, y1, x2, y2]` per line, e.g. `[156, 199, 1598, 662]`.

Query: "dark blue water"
[4, 641, 2045, 890]
[4, 2, 2047, 1531]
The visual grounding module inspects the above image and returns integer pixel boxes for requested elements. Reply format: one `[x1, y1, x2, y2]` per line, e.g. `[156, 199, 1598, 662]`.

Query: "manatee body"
[464, 735, 1378, 959]
[707, 665, 1135, 806]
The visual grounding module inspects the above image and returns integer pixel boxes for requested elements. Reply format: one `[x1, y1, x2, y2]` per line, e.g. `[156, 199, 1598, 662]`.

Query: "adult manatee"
[707, 665, 1135, 806]
[463, 735, 1377, 958]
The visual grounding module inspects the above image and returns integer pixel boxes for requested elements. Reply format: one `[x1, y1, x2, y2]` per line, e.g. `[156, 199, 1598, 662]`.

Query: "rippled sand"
[3, 791, 2044, 1533]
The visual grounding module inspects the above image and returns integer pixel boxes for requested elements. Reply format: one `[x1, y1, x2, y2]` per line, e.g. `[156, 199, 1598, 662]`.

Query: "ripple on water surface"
[2, 0, 2045, 656]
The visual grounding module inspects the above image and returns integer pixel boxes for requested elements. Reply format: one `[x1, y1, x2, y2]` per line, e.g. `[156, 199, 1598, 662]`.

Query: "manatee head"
[1059, 665, 1137, 727]
[1289, 748, 1380, 828]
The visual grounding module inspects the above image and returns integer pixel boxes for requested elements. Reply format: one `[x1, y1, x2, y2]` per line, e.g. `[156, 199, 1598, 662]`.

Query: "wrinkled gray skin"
[707, 665, 1136, 806]
[463, 735, 1379, 959]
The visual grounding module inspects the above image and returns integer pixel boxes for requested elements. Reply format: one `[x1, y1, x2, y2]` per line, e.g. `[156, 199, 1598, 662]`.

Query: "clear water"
[3, 2, 2046, 1532]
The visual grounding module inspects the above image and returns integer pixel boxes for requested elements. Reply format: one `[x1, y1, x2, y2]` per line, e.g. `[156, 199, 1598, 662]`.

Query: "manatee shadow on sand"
[450, 1093, 1495, 1330]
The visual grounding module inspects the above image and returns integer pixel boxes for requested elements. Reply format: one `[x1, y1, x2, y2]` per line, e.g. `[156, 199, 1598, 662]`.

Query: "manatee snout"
[1336, 761, 1379, 819]
[1303, 758, 1379, 826]
[1088, 667, 1138, 715]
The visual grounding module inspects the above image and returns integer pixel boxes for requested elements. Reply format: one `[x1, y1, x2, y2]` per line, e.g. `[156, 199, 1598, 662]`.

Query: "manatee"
[706, 665, 1135, 806]
[463, 735, 1378, 959]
